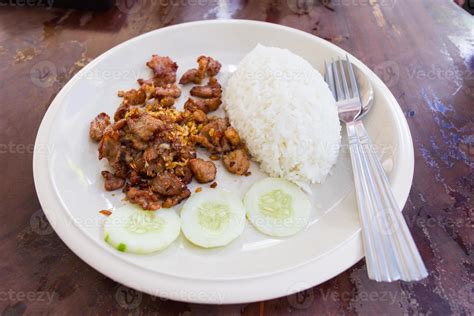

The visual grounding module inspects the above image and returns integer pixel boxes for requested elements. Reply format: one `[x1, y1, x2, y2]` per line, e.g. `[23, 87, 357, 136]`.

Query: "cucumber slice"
[244, 178, 311, 237]
[180, 189, 246, 248]
[103, 205, 180, 254]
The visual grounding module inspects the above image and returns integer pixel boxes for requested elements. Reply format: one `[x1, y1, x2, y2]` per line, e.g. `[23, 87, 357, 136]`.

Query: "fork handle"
[346, 120, 428, 282]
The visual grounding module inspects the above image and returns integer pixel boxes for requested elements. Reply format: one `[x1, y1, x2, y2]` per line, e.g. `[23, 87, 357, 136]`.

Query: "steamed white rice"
[224, 44, 341, 190]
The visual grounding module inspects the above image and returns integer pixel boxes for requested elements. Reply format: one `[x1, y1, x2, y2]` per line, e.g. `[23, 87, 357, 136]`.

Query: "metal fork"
[325, 56, 428, 282]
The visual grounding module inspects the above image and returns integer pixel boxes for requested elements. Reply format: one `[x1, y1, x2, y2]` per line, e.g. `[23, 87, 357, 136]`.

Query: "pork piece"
[145, 55, 178, 85]
[127, 153, 147, 174]
[137, 78, 154, 86]
[143, 142, 161, 162]
[98, 130, 121, 164]
[127, 113, 169, 141]
[98, 130, 130, 178]
[191, 118, 229, 153]
[144, 160, 166, 178]
[114, 103, 144, 122]
[118, 89, 146, 105]
[150, 172, 185, 196]
[179, 56, 222, 85]
[191, 134, 213, 153]
[198, 56, 221, 77]
[148, 141, 186, 164]
[142, 148, 158, 165]
[114, 160, 130, 179]
[203, 97, 222, 112]
[188, 158, 216, 183]
[223, 149, 250, 175]
[176, 144, 197, 161]
[114, 102, 129, 121]
[179, 69, 200, 85]
[190, 86, 215, 99]
[162, 188, 191, 208]
[224, 126, 241, 147]
[155, 83, 181, 99]
[174, 165, 193, 184]
[190, 78, 222, 99]
[89, 113, 111, 142]
[129, 170, 142, 186]
[101, 170, 125, 191]
[140, 149, 169, 176]
[123, 133, 148, 150]
[220, 137, 232, 157]
[184, 98, 207, 113]
[160, 96, 175, 108]
[192, 109, 207, 123]
[184, 97, 221, 113]
[113, 119, 127, 131]
[200, 117, 229, 146]
[126, 187, 161, 210]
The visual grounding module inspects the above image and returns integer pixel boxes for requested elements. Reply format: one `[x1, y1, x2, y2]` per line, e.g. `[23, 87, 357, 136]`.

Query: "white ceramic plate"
[33, 20, 414, 304]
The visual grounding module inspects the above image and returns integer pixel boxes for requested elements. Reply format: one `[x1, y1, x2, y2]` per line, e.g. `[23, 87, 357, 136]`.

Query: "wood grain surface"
[0, 0, 472, 315]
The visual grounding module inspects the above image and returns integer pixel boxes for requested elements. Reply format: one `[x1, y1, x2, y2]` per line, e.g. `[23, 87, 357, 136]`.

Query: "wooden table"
[1, 0, 472, 314]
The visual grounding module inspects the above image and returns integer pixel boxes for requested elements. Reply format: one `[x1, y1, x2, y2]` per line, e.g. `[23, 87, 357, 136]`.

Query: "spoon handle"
[346, 120, 428, 282]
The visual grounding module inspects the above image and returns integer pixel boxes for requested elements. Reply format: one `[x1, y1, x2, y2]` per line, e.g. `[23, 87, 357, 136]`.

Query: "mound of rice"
[224, 44, 341, 190]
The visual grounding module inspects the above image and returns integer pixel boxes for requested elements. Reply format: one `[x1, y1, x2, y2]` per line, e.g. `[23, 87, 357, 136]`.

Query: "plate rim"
[33, 19, 414, 304]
